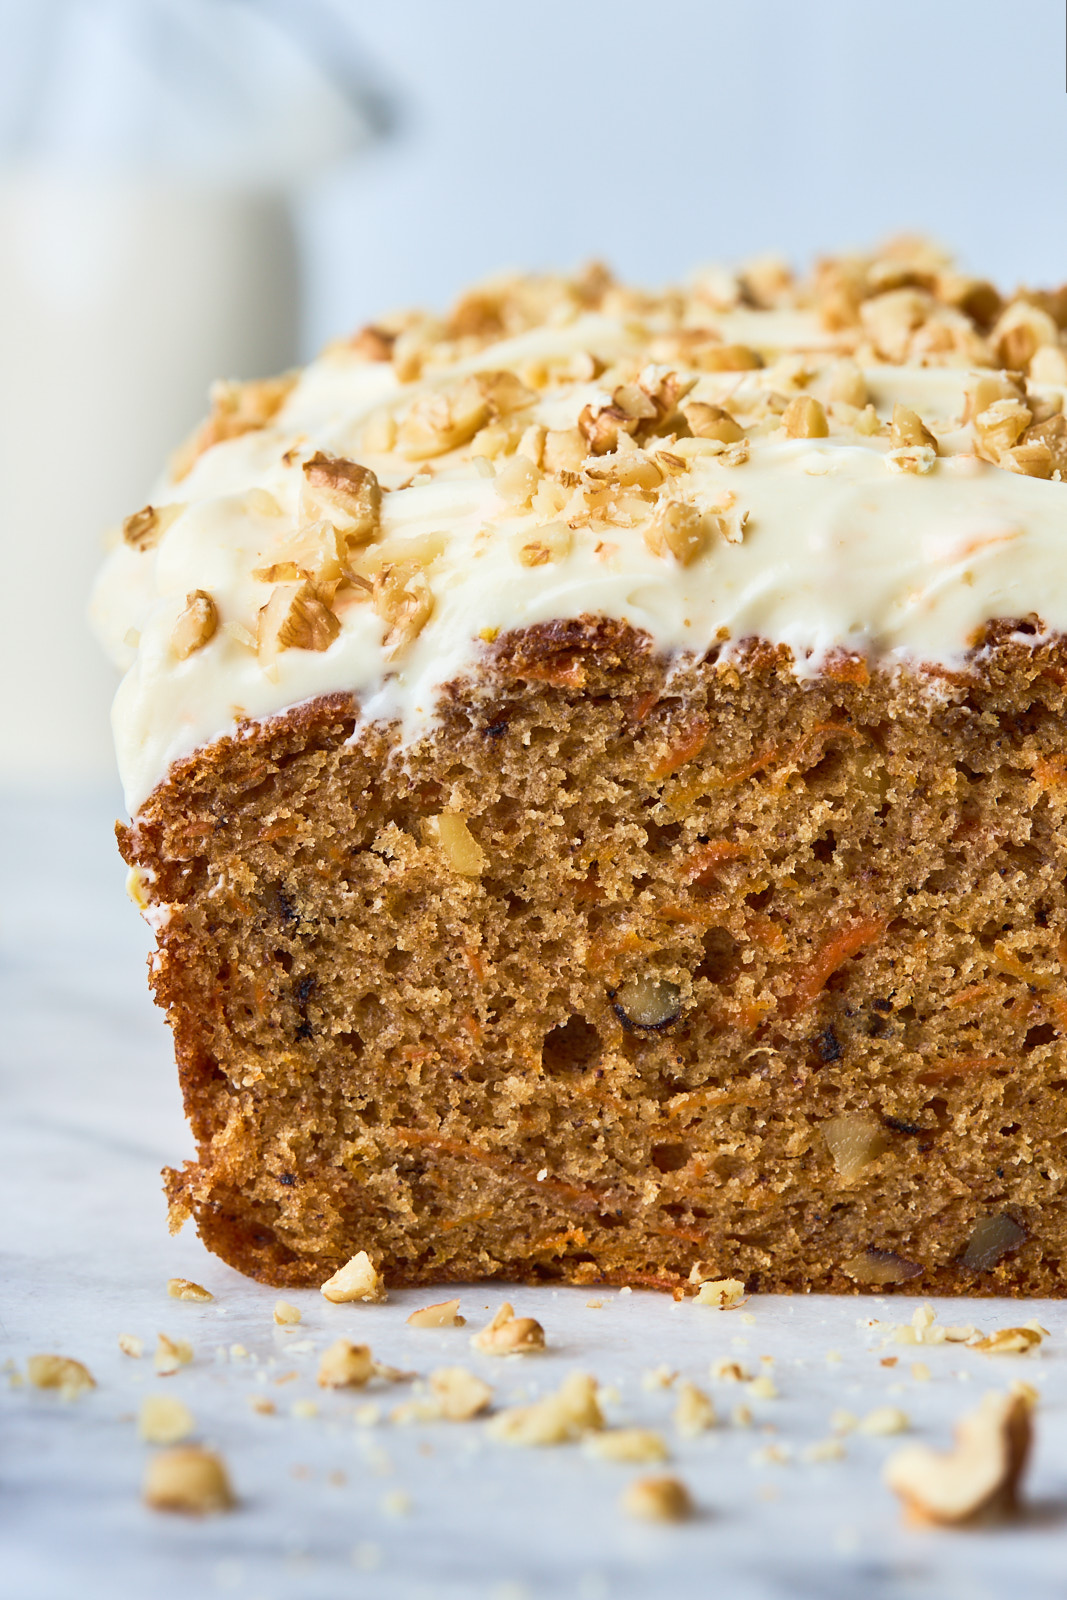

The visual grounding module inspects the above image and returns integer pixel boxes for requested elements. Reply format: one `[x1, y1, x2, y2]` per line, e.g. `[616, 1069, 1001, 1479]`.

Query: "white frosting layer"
[91, 278, 1067, 816]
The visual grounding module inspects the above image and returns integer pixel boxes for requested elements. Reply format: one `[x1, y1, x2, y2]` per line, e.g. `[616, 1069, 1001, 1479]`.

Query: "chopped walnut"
[27, 1355, 95, 1397]
[643, 500, 708, 565]
[144, 1447, 235, 1515]
[542, 427, 587, 474]
[350, 324, 396, 361]
[891, 404, 938, 452]
[421, 814, 485, 877]
[682, 401, 745, 444]
[1022, 411, 1067, 476]
[318, 1339, 375, 1388]
[860, 289, 930, 362]
[694, 1278, 747, 1310]
[711, 1359, 750, 1382]
[471, 1302, 546, 1355]
[320, 1249, 386, 1303]
[819, 359, 868, 408]
[274, 1301, 302, 1326]
[620, 1475, 693, 1523]
[691, 343, 762, 373]
[1029, 344, 1067, 385]
[118, 1333, 144, 1358]
[495, 453, 541, 506]
[842, 1248, 921, 1286]
[122, 502, 184, 551]
[258, 581, 340, 664]
[301, 453, 381, 545]
[511, 521, 572, 568]
[973, 396, 1033, 463]
[487, 1371, 602, 1445]
[884, 1391, 1031, 1525]
[781, 396, 829, 440]
[821, 1115, 888, 1181]
[674, 1380, 716, 1436]
[406, 1299, 466, 1329]
[587, 1428, 669, 1464]
[371, 562, 434, 658]
[172, 374, 296, 480]
[139, 1394, 195, 1444]
[992, 299, 1061, 371]
[429, 1366, 492, 1420]
[1000, 440, 1054, 479]
[166, 1278, 213, 1302]
[970, 1326, 1045, 1355]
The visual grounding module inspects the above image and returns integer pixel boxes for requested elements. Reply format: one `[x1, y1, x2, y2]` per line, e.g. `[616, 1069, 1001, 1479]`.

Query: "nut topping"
[643, 500, 708, 566]
[122, 502, 184, 551]
[371, 562, 434, 658]
[170, 592, 218, 661]
[781, 396, 829, 440]
[258, 581, 340, 662]
[301, 452, 381, 544]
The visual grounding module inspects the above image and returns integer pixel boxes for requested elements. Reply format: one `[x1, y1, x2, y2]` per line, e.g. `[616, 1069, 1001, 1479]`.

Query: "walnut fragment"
[320, 1250, 386, 1303]
[620, 1475, 694, 1522]
[406, 1298, 466, 1329]
[884, 1391, 1032, 1525]
[144, 1447, 235, 1515]
[27, 1355, 95, 1398]
[470, 1302, 546, 1355]
[317, 1339, 375, 1388]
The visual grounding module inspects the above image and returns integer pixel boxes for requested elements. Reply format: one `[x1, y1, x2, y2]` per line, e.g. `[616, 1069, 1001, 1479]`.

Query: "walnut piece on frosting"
[258, 581, 340, 662]
[122, 502, 184, 552]
[172, 373, 296, 480]
[170, 592, 218, 661]
[372, 563, 434, 658]
[301, 452, 382, 545]
[644, 500, 708, 566]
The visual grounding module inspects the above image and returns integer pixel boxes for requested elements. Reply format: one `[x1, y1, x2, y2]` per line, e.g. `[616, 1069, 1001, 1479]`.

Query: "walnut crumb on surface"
[587, 1428, 669, 1465]
[143, 1447, 235, 1515]
[139, 1394, 195, 1444]
[273, 1300, 302, 1326]
[320, 1250, 386, 1304]
[248, 1394, 276, 1415]
[674, 1381, 717, 1437]
[884, 1391, 1032, 1526]
[317, 1339, 374, 1389]
[154, 1334, 193, 1376]
[860, 1406, 910, 1436]
[118, 1334, 144, 1358]
[27, 1355, 95, 1397]
[429, 1366, 493, 1421]
[167, 1278, 213, 1302]
[620, 1475, 693, 1523]
[693, 1278, 747, 1309]
[471, 1303, 546, 1356]
[711, 1359, 751, 1383]
[971, 1324, 1047, 1356]
[406, 1298, 466, 1329]
[487, 1372, 602, 1446]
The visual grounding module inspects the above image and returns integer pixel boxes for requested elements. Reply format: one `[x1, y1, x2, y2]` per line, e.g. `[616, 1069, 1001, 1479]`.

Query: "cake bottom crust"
[121, 619, 1067, 1295]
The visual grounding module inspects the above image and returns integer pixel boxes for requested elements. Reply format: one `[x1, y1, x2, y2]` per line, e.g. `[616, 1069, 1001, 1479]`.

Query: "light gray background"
[300, 0, 1067, 349]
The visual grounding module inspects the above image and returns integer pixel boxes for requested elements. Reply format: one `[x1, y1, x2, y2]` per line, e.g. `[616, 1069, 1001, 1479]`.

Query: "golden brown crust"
[125, 624, 1067, 1293]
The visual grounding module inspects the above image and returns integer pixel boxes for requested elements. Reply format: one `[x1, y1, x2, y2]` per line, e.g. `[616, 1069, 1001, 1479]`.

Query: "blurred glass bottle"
[0, 0, 385, 783]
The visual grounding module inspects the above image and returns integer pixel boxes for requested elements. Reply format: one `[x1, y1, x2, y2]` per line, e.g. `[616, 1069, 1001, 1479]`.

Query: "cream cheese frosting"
[91, 245, 1067, 815]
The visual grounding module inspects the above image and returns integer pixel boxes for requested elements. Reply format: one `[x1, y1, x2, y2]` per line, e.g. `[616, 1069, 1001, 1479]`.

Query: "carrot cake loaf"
[92, 239, 1067, 1294]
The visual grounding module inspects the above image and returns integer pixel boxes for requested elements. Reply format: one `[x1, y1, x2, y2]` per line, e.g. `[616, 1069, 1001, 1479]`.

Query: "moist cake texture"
[96, 240, 1067, 1293]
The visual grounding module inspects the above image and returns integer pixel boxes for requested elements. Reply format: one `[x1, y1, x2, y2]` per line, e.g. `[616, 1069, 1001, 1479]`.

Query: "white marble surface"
[4, 789, 1067, 1600]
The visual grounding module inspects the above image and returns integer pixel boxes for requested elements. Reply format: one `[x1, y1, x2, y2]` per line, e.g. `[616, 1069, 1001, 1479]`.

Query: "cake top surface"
[91, 237, 1067, 813]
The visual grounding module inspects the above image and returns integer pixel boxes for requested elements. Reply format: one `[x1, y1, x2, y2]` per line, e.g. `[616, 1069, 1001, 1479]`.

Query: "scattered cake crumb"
[320, 1251, 386, 1304]
[674, 1380, 716, 1436]
[802, 1438, 846, 1463]
[143, 1447, 235, 1514]
[27, 1355, 95, 1398]
[621, 1475, 693, 1522]
[487, 1372, 603, 1446]
[586, 1428, 669, 1464]
[154, 1334, 192, 1376]
[859, 1406, 910, 1436]
[317, 1339, 374, 1389]
[139, 1394, 195, 1444]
